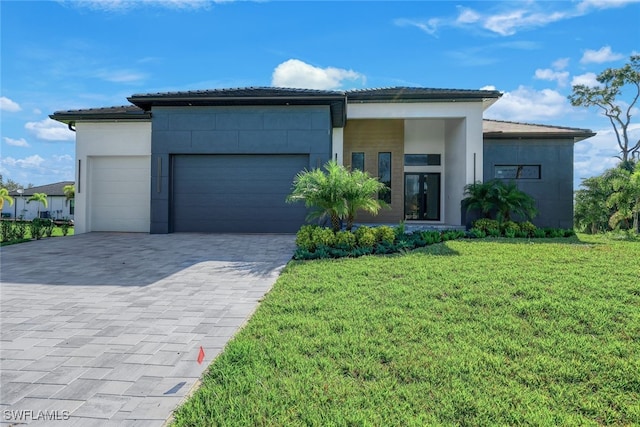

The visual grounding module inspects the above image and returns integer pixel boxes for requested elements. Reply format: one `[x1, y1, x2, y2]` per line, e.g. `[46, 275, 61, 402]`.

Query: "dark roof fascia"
[50, 109, 151, 125]
[484, 131, 596, 142]
[128, 94, 347, 127]
[346, 89, 502, 103]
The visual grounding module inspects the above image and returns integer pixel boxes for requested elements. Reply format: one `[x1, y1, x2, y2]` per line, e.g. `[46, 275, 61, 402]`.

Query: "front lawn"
[172, 235, 640, 426]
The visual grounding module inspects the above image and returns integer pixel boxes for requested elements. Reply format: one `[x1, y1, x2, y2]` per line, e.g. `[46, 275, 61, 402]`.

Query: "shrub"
[420, 231, 442, 245]
[563, 228, 576, 237]
[60, 220, 71, 236]
[14, 221, 27, 239]
[473, 218, 500, 234]
[30, 219, 45, 240]
[375, 226, 396, 245]
[334, 231, 357, 249]
[355, 226, 377, 248]
[488, 228, 501, 237]
[501, 221, 520, 236]
[311, 227, 336, 247]
[504, 229, 516, 238]
[442, 230, 465, 241]
[519, 221, 537, 237]
[468, 228, 486, 238]
[394, 222, 406, 237]
[533, 229, 546, 238]
[295, 225, 317, 251]
[42, 219, 55, 237]
[1, 220, 14, 242]
[514, 229, 528, 238]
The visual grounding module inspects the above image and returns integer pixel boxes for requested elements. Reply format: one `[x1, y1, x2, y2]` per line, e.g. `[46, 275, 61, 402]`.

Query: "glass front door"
[404, 173, 441, 221]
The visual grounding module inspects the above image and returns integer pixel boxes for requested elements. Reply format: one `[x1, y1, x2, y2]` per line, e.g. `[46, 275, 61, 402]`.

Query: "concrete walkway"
[0, 233, 295, 426]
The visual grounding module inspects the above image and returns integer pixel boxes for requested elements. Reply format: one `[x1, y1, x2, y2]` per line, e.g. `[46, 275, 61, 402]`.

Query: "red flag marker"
[197, 346, 205, 364]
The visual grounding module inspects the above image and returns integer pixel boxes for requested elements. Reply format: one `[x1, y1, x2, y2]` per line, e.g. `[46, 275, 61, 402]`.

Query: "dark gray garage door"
[172, 154, 309, 233]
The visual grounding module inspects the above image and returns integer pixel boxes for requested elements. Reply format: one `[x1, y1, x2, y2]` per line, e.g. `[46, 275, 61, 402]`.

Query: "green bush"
[420, 231, 442, 245]
[563, 228, 576, 237]
[514, 229, 528, 238]
[311, 227, 336, 247]
[60, 220, 71, 236]
[473, 218, 500, 234]
[334, 231, 357, 249]
[469, 228, 486, 238]
[42, 219, 55, 237]
[501, 221, 520, 236]
[442, 230, 465, 241]
[30, 219, 45, 240]
[533, 229, 546, 238]
[295, 225, 317, 251]
[14, 221, 27, 239]
[375, 226, 396, 245]
[1, 221, 14, 242]
[519, 221, 537, 237]
[355, 226, 377, 248]
[488, 228, 501, 237]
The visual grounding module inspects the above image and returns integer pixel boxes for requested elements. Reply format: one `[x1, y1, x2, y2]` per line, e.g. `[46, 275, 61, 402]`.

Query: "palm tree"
[343, 168, 388, 230]
[28, 192, 48, 217]
[0, 188, 14, 210]
[287, 161, 387, 232]
[463, 179, 536, 222]
[607, 167, 640, 232]
[287, 161, 349, 231]
[63, 184, 75, 200]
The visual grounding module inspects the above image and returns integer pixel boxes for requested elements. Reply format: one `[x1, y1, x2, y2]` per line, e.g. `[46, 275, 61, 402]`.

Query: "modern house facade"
[50, 87, 594, 234]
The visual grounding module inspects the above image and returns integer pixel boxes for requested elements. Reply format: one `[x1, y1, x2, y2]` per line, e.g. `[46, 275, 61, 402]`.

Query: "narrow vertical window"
[351, 152, 364, 171]
[378, 152, 391, 203]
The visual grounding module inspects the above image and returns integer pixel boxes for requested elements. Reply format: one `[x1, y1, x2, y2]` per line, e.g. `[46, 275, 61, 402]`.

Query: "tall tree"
[607, 166, 640, 233]
[568, 55, 640, 163]
[63, 184, 75, 200]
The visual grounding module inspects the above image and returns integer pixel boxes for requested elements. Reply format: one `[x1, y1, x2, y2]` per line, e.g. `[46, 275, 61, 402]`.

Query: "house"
[50, 87, 594, 234]
[1, 181, 75, 221]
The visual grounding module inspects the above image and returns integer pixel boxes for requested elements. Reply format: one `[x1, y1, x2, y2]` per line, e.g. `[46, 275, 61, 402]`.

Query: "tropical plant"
[463, 179, 537, 223]
[342, 168, 388, 230]
[574, 174, 612, 234]
[27, 192, 48, 216]
[607, 167, 640, 232]
[287, 161, 386, 232]
[0, 188, 14, 210]
[63, 184, 75, 200]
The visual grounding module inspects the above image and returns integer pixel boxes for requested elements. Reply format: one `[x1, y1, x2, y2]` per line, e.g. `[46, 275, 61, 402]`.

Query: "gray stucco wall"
[150, 105, 332, 233]
[483, 138, 575, 229]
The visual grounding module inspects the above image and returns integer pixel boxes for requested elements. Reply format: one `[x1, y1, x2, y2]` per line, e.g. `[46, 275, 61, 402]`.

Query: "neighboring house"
[50, 87, 594, 234]
[1, 181, 75, 221]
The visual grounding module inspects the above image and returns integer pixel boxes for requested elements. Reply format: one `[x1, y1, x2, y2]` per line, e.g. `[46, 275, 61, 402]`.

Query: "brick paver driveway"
[0, 232, 295, 426]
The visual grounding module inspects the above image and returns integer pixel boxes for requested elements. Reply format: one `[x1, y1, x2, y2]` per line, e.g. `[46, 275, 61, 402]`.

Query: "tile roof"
[50, 105, 150, 123]
[483, 119, 595, 140]
[346, 87, 502, 101]
[8, 181, 74, 197]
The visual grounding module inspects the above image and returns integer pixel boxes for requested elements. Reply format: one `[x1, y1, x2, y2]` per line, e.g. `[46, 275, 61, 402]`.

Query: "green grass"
[172, 235, 640, 426]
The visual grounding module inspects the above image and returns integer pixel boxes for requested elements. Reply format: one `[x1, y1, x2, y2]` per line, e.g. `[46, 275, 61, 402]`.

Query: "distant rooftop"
[8, 181, 74, 197]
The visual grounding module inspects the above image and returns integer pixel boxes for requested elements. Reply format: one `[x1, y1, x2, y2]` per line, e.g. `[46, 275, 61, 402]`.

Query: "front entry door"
[404, 173, 441, 221]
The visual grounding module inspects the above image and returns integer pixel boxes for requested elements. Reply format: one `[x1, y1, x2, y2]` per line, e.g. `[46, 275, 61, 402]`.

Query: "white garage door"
[89, 156, 150, 232]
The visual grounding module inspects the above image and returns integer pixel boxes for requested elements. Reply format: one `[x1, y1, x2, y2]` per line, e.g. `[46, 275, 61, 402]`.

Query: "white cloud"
[1, 155, 45, 170]
[3, 137, 30, 148]
[534, 68, 570, 86]
[484, 9, 569, 36]
[480, 85, 497, 91]
[552, 57, 570, 70]
[484, 86, 572, 122]
[272, 59, 365, 90]
[580, 46, 624, 64]
[394, 18, 440, 35]
[53, 154, 73, 162]
[24, 118, 75, 141]
[1, 96, 21, 112]
[578, 0, 640, 12]
[456, 7, 480, 24]
[571, 72, 600, 87]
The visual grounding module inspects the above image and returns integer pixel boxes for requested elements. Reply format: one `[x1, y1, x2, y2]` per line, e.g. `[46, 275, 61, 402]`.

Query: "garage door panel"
[90, 156, 150, 232]
[172, 154, 308, 233]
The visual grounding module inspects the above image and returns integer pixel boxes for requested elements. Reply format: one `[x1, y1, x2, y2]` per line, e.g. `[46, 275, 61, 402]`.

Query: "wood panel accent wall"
[343, 119, 404, 223]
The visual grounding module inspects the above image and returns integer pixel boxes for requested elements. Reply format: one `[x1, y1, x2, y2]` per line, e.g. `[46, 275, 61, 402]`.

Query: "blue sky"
[1, 0, 639, 188]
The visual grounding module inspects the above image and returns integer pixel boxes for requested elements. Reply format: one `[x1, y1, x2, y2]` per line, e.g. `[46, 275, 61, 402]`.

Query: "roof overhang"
[50, 106, 151, 125]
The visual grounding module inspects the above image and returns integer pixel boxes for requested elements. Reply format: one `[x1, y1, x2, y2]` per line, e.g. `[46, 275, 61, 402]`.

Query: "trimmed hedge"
[293, 223, 576, 260]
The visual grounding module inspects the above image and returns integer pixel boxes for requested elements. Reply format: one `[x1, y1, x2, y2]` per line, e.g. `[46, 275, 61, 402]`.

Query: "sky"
[1, 0, 639, 189]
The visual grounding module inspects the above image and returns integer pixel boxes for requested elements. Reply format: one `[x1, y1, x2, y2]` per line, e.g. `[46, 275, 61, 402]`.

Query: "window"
[351, 152, 364, 171]
[378, 152, 391, 203]
[494, 165, 541, 180]
[69, 199, 75, 215]
[404, 154, 441, 166]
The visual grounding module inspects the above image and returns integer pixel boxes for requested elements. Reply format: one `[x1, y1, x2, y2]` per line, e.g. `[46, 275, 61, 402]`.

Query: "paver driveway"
[0, 232, 295, 426]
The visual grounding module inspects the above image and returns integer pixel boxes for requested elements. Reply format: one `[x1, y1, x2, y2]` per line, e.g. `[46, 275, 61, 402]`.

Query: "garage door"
[90, 156, 150, 232]
[172, 154, 308, 233]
